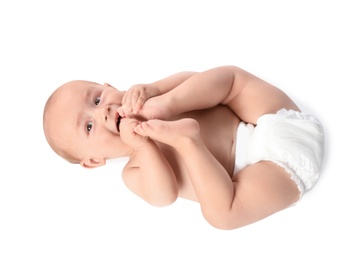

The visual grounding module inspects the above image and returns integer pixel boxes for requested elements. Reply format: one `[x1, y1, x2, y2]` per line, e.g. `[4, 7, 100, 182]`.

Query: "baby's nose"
[98, 105, 111, 121]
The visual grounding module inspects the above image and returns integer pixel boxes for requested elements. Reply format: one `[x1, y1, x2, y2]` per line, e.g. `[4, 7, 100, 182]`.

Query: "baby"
[43, 65, 324, 230]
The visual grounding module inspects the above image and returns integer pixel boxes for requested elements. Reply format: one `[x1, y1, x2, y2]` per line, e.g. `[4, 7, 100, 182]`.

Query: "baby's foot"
[139, 96, 173, 120]
[134, 118, 200, 148]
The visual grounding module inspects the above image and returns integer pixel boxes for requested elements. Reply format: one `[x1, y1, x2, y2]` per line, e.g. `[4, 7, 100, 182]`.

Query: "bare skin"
[120, 106, 239, 205]
[119, 66, 301, 229]
[44, 65, 302, 230]
[134, 117, 300, 229]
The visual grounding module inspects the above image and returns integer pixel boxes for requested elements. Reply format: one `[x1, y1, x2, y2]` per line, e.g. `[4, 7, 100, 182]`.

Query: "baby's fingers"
[122, 85, 146, 114]
[117, 107, 126, 118]
[134, 94, 147, 114]
[121, 91, 132, 113]
[130, 87, 148, 113]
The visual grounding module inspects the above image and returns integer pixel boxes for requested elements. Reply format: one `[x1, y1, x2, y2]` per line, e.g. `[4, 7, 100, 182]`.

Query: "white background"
[1, 1, 361, 259]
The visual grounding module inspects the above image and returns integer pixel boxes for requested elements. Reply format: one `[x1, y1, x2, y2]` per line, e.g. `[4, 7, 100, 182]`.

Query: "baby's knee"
[201, 209, 244, 230]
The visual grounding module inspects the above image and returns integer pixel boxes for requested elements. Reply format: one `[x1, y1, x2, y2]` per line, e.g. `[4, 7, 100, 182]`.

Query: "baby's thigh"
[231, 161, 300, 225]
[228, 79, 299, 124]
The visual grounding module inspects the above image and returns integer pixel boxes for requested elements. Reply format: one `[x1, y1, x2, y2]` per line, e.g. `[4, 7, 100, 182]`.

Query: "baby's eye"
[86, 121, 93, 132]
[95, 97, 101, 106]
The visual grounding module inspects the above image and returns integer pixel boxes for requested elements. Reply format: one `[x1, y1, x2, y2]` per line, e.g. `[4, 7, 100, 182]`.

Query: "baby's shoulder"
[122, 155, 138, 173]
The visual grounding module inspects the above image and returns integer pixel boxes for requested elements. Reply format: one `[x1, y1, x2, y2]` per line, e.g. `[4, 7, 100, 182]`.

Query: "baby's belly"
[168, 105, 240, 202]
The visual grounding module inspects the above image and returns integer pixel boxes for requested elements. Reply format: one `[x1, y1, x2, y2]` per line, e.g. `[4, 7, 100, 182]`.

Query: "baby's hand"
[120, 84, 161, 117]
[119, 117, 150, 150]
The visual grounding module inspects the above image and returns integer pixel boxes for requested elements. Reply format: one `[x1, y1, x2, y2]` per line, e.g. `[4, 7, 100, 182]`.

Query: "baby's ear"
[80, 158, 106, 169]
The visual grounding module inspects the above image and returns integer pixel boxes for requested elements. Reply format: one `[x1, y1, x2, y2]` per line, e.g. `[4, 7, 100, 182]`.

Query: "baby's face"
[45, 80, 132, 167]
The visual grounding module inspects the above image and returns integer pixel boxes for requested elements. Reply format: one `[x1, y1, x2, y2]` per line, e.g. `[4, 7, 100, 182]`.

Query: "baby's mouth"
[116, 114, 122, 132]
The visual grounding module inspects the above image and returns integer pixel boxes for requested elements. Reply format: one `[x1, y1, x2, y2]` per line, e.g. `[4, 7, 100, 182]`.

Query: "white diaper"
[234, 109, 325, 196]
[233, 121, 255, 174]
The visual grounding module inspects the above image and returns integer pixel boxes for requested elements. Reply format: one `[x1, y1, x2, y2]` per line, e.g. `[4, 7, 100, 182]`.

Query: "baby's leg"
[145, 66, 299, 124]
[134, 118, 200, 147]
[135, 118, 234, 223]
[134, 118, 299, 229]
[228, 163, 300, 228]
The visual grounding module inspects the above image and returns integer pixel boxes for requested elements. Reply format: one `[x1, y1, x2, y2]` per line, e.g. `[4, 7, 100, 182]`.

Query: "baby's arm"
[119, 118, 178, 207]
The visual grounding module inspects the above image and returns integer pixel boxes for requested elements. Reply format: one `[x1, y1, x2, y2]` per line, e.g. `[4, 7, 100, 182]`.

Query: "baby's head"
[43, 80, 130, 168]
